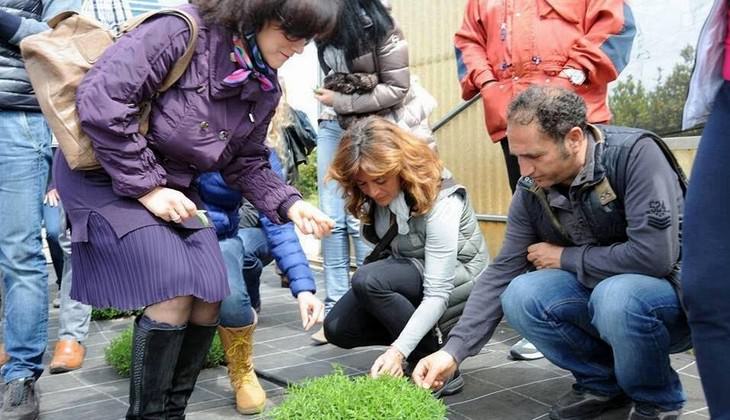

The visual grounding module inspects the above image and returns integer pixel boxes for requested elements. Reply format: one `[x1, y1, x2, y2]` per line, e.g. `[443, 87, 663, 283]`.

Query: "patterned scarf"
[223, 33, 275, 91]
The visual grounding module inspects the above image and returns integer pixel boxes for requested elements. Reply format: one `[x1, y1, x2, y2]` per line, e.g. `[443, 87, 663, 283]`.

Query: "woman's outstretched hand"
[370, 346, 405, 378]
[296, 291, 325, 331]
[287, 199, 334, 238]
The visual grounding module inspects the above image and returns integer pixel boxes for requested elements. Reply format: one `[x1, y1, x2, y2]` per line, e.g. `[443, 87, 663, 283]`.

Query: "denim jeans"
[57, 206, 92, 342]
[0, 111, 52, 381]
[43, 201, 63, 284]
[682, 81, 730, 418]
[501, 269, 691, 411]
[316, 120, 371, 313]
[218, 233, 260, 328]
[239, 227, 273, 311]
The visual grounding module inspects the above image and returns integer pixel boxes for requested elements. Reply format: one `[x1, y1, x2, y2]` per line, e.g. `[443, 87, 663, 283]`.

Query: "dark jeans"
[682, 81, 730, 418]
[323, 258, 439, 364]
[499, 137, 521, 194]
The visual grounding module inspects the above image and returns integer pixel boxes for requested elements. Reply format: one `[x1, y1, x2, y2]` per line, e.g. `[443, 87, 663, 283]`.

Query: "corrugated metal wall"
[389, 1, 697, 257]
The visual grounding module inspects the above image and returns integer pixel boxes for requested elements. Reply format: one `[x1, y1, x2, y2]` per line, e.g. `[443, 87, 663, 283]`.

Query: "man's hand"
[296, 291, 324, 331]
[313, 88, 336, 107]
[370, 346, 405, 378]
[526, 242, 564, 270]
[287, 200, 335, 238]
[411, 350, 457, 391]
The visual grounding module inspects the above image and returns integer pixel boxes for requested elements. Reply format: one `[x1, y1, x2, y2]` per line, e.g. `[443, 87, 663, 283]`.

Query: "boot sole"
[49, 364, 82, 374]
[236, 402, 266, 415]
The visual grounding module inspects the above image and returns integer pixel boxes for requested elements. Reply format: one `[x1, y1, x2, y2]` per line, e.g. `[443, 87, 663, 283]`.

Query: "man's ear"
[565, 126, 584, 152]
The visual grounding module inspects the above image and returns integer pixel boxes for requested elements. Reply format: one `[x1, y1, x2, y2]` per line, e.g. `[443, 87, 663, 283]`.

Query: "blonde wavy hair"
[266, 80, 293, 159]
[328, 116, 443, 222]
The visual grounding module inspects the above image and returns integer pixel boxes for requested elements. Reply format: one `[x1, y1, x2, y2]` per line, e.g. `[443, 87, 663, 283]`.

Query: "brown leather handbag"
[20, 9, 199, 170]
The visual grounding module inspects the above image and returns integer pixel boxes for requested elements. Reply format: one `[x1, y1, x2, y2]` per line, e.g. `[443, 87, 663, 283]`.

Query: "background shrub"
[104, 326, 225, 377]
[293, 149, 318, 205]
[269, 368, 446, 420]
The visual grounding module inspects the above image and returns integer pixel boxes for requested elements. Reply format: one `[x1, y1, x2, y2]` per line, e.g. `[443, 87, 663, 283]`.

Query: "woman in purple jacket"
[54, 0, 337, 418]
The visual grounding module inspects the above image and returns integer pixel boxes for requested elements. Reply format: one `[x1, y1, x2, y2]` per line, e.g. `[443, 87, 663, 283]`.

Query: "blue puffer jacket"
[198, 151, 316, 297]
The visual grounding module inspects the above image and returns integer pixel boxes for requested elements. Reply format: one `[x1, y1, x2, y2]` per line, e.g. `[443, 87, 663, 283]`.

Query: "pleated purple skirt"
[70, 213, 230, 310]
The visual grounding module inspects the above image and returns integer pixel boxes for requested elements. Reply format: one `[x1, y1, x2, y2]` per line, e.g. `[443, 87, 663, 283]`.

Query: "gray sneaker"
[629, 404, 681, 420]
[2, 377, 39, 420]
[510, 338, 545, 360]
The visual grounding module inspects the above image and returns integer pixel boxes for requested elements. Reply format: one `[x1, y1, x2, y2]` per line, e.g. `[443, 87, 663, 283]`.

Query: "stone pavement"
[23, 265, 707, 419]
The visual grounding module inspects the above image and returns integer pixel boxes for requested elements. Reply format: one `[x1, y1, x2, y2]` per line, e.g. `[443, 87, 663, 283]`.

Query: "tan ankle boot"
[217, 322, 266, 414]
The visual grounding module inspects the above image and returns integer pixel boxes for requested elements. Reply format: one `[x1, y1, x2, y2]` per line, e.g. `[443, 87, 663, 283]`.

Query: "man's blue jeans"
[501, 269, 691, 411]
[239, 227, 273, 312]
[0, 111, 52, 382]
[218, 228, 272, 327]
[316, 120, 371, 313]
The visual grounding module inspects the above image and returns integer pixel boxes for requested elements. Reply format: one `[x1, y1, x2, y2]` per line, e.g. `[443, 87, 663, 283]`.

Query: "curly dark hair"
[193, 0, 340, 39]
[507, 85, 588, 143]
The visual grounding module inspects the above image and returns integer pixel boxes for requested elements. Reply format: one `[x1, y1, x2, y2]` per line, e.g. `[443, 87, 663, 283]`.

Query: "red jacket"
[455, 0, 635, 142]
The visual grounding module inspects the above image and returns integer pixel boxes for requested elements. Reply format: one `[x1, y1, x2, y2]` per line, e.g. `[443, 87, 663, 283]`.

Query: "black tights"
[323, 258, 439, 364]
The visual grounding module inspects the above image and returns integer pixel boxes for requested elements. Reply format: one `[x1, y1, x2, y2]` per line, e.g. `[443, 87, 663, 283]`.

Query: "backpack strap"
[121, 9, 199, 92]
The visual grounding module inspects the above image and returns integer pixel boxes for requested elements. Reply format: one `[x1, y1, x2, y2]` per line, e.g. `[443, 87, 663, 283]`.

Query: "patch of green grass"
[104, 326, 225, 377]
[91, 307, 140, 321]
[269, 367, 446, 420]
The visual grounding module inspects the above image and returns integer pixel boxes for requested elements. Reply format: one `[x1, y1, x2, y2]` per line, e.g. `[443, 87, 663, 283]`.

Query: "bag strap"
[363, 214, 399, 264]
[121, 9, 199, 92]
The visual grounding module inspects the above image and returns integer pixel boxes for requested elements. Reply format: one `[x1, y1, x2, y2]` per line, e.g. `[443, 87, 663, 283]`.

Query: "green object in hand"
[196, 210, 210, 227]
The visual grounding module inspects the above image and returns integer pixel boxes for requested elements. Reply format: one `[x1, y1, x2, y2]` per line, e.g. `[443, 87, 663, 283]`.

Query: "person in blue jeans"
[313, 0, 416, 342]
[413, 86, 691, 420]
[198, 109, 323, 414]
[0, 1, 81, 418]
[681, 1, 730, 418]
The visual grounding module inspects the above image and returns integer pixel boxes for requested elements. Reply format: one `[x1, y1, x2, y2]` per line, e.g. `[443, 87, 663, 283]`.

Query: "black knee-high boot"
[126, 316, 186, 420]
[166, 323, 217, 419]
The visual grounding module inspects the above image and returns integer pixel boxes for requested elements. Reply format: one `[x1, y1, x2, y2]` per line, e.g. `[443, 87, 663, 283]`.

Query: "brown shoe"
[0, 344, 9, 366]
[49, 339, 86, 374]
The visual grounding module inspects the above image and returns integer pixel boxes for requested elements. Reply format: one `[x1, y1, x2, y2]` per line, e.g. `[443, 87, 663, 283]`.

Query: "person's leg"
[126, 309, 187, 420]
[239, 228, 272, 313]
[323, 288, 391, 349]
[42, 200, 64, 285]
[590, 274, 690, 416]
[317, 120, 360, 313]
[51, 206, 92, 373]
[348, 258, 437, 359]
[682, 81, 730, 419]
[166, 299, 220, 419]
[215, 236, 265, 414]
[218, 236, 255, 328]
[499, 137, 521, 194]
[0, 111, 51, 418]
[501, 269, 629, 419]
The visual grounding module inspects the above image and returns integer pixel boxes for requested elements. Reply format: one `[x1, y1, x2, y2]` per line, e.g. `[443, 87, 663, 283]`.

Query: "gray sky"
[617, 0, 713, 88]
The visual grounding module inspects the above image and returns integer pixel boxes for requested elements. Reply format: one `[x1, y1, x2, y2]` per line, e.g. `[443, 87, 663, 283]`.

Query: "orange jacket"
[455, 0, 636, 142]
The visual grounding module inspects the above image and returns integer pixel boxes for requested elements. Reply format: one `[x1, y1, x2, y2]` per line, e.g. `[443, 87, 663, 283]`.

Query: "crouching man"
[413, 86, 691, 420]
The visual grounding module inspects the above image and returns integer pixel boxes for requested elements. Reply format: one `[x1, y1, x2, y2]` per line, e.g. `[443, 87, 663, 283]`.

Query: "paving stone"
[3, 263, 706, 419]
[447, 386, 552, 420]
[40, 398, 128, 420]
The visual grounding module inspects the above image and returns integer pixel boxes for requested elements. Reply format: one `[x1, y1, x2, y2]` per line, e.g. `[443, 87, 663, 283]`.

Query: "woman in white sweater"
[324, 117, 489, 396]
